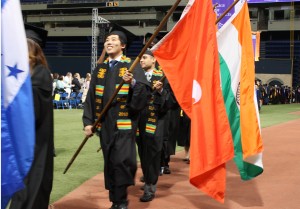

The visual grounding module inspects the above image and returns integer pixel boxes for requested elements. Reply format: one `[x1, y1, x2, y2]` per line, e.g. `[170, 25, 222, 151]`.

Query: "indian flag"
[217, 1, 263, 180]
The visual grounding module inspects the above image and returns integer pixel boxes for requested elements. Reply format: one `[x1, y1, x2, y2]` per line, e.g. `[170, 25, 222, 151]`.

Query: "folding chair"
[75, 92, 83, 107]
[53, 93, 61, 109]
[68, 92, 77, 109]
[59, 92, 69, 109]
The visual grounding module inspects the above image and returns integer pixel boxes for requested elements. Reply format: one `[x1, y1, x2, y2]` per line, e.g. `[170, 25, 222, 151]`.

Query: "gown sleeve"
[126, 65, 151, 112]
[82, 66, 98, 127]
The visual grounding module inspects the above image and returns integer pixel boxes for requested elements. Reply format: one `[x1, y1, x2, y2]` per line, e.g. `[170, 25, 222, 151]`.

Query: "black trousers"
[141, 136, 162, 185]
[100, 128, 137, 203]
[109, 185, 127, 204]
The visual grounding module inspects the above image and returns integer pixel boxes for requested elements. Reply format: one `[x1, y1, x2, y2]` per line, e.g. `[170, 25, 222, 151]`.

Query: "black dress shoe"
[110, 203, 128, 209]
[116, 203, 128, 209]
[140, 192, 155, 202]
[163, 166, 171, 174]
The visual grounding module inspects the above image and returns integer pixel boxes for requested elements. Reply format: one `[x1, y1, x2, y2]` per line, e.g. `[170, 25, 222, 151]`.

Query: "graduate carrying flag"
[1, 0, 35, 208]
[152, 0, 234, 203]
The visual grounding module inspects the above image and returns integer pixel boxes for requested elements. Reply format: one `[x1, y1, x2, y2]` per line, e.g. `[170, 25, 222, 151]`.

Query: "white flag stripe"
[2, 0, 29, 108]
[217, 24, 241, 108]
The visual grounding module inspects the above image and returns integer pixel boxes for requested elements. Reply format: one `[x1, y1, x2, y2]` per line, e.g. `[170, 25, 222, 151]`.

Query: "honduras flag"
[1, 0, 35, 208]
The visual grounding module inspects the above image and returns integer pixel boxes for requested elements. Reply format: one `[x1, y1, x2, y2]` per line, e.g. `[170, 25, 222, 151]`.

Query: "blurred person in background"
[72, 73, 81, 96]
[81, 72, 91, 103]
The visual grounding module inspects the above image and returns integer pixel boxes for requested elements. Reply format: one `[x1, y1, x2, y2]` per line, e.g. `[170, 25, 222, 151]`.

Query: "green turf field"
[51, 109, 103, 203]
[259, 104, 300, 128]
[50, 103, 300, 203]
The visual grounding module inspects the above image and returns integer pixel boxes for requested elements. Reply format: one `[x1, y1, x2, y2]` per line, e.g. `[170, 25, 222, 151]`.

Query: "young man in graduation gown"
[143, 33, 180, 176]
[138, 50, 173, 202]
[136, 33, 160, 184]
[83, 30, 149, 209]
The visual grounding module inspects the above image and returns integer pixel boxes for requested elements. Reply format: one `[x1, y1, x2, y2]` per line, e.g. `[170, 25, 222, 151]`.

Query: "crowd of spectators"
[255, 80, 300, 111]
[51, 72, 91, 105]
[51, 74, 300, 111]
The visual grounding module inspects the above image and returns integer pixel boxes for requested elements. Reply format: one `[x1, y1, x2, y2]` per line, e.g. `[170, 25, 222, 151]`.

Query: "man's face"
[140, 54, 155, 70]
[104, 35, 125, 57]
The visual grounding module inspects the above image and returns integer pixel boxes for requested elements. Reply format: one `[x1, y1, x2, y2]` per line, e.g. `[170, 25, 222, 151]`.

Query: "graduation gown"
[138, 69, 170, 185]
[163, 83, 180, 157]
[10, 64, 54, 209]
[83, 56, 149, 195]
[177, 110, 191, 147]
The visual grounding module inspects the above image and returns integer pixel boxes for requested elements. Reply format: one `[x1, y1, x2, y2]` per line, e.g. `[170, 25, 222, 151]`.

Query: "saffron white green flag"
[217, 0, 263, 180]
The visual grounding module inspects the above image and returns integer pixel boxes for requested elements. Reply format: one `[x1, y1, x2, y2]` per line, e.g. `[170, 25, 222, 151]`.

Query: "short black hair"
[144, 50, 154, 57]
[107, 30, 127, 45]
[107, 24, 136, 49]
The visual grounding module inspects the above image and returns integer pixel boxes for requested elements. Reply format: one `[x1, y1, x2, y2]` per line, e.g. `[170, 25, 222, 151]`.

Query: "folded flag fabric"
[217, 0, 264, 181]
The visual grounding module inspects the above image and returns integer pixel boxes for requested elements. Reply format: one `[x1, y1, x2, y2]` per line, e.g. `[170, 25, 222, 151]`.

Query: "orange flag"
[152, 0, 234, 202]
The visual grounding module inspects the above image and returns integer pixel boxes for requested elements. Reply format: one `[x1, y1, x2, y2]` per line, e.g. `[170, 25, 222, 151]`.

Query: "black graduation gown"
[138, 71, 170, 185]
[177, 111, 191, 147]
[163, 83, 181, 157]
[83, 60, 149, 200]
[10, 64, 54, 209]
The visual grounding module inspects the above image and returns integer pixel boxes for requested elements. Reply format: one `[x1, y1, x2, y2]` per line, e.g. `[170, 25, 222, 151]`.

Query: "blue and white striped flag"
[1, 0, 35, 208]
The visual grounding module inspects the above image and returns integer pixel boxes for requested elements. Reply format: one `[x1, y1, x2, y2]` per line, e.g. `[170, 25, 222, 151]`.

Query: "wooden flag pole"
[64, 0, 182, 174]
[215, 0, 240, 24]
[97, 48, 106, 64]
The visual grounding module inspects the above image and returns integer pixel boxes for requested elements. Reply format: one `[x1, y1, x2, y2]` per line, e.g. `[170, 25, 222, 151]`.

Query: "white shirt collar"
[109, 54, 122, 62]
[145, 69, 154, 75]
